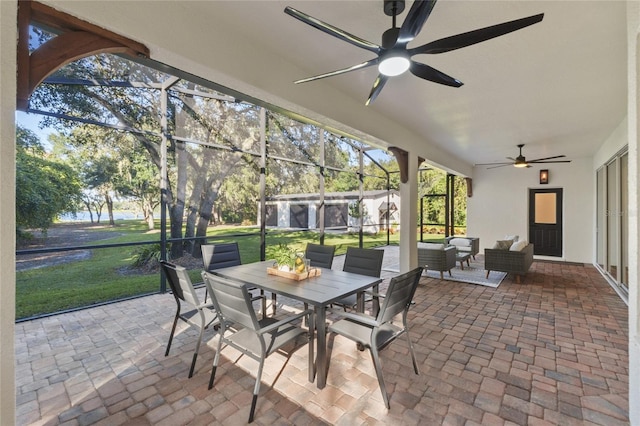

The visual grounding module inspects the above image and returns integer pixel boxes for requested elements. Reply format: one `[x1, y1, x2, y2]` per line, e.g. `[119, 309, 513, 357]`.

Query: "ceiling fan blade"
[284, 7, 381, 54]
[487, 164, 514, 169]
[527, 155, 566, 162]
[294, 58, 379, 84]
[474, 162, 513, 166]
[409, 13, 544, 55]
[365, 75, 389, 106]
[397, 0, 438, 44]
[410, 61, 463, 87]
[529, 160, 572, 164]
[506, 157, 517, 161]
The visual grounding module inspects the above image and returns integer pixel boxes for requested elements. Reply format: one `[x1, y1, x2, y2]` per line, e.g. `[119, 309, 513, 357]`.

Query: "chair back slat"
[342, 247, 384, 278]
[202, 272, 258, 331]
[161, 261, 201, 307]
[202, 242, 242, 271]
[377, 267, 423, 324]
[305, 243, 336, 269]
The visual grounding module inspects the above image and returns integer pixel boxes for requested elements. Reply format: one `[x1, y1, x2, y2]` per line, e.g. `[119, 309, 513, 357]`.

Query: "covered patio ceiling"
[41, 0, 626, 174]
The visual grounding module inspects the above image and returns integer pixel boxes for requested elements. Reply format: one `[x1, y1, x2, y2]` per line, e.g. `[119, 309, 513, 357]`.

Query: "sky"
[16, 110, 53, 145]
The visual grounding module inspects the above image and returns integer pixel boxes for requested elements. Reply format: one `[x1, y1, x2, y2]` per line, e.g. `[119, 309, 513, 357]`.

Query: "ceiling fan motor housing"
[383, 0, 405, 17]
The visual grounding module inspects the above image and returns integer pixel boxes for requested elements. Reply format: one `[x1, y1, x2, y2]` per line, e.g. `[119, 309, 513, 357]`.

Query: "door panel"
[529, 188, 563, 256]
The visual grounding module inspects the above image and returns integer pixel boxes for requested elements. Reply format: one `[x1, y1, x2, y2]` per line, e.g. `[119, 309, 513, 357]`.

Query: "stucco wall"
[0, 1, 17, 424]
[626, 1, 639, 423]
[467, 156, 593, 263]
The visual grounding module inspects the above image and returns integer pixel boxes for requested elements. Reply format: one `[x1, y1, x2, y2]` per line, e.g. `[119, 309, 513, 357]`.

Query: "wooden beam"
[389, 148, 425, 183]
[29, 31, 132, 96]
[16, 0, 150, 111]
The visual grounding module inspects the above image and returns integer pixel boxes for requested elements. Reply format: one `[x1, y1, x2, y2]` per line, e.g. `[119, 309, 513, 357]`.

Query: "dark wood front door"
[529, 188, 563, 257]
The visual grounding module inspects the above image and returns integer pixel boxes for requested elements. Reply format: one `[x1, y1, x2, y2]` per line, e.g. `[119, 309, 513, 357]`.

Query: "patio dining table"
[209, 260, 382, 389]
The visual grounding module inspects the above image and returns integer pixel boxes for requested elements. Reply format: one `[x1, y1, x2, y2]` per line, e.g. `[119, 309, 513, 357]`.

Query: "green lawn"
[16, 221, 444, 320]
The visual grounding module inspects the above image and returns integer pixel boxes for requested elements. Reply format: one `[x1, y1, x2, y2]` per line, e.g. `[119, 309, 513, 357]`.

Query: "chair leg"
[405, 331, 419, 375]
[249, 360, 265, 423]
[189, 320, 206, 378]
[208, 337, 224, 390]
[439, 271, 444, 279]
[370, 345, 390, 409]
[165, 311, 180, 356]
[486, 270, 490, 279]
[447, 270, 452, 277]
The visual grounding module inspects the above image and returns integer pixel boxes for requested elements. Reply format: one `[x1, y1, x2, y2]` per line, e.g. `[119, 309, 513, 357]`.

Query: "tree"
[15, 125, 82, 234]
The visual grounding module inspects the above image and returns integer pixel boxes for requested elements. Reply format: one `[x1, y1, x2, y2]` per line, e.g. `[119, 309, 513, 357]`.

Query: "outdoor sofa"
[484, 242, 534, 284]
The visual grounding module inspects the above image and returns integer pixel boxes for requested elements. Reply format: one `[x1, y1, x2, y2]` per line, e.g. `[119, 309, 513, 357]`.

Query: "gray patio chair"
[304, 243, 336, 269]
[202, 271, 313, 423]
[334, 247, 384, 312]
[327, 266, 423, 409]
[202, 242, 268, 318]
[161, 261, 219, 378]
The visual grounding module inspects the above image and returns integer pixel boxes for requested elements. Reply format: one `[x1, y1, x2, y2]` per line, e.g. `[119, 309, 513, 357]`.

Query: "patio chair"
[334, 247, 384, 312]
[161, 261, 219, 378]
[327, 266, 423, 409]
[202, 243, 268, 318]
[202, 271, 313, 423]
[304, 243, 336, 269]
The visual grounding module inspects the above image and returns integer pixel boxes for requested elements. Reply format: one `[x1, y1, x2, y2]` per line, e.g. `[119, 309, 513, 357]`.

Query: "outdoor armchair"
[304, 242, 336, 269]
[327, 267, 423, 408]
[161, 261, 219, 378]
[333, 247, 384, 312]
[417, 243, 456, 279]
[202, 271, 313, 423]
[202, 242, 268, 317]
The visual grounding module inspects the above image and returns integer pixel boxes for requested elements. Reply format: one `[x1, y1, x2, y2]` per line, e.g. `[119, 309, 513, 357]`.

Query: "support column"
[394, 149, 419, 273]
[0, 2, 17, 424]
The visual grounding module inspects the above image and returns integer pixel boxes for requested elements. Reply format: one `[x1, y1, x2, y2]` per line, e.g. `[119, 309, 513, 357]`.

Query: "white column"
[627, 2, 640, 423]
[398, 152, 419, 273]
[0, 1, 17, 424]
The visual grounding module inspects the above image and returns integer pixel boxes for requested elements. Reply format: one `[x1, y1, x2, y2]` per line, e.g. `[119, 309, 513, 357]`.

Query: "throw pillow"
[418, 242, 444, 250]
[449, 238, 471, 247]
[492, 239, 513, 250]
[504, 234, 519, 242]
[510, 240, 528, 251]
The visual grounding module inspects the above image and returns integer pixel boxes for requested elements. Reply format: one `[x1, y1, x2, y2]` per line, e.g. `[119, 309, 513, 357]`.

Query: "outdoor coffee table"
[208, 260, 381, 389]
[456, 252, 471, 270]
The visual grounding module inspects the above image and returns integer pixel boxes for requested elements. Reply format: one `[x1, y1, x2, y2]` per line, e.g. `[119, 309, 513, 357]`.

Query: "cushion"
[510, 240, 528, 252]
[504, 235, 519, 242]
[492, 239, 513, 250]
[418, 242, 444, 250]
[449, 238, 471, 247]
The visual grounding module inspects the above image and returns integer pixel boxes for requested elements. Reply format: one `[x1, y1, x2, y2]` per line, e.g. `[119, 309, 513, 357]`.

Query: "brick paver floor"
[15, 249, 629, 425]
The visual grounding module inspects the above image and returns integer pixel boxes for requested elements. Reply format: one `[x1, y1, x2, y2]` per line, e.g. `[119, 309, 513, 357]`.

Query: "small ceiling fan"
[475, 144, 572, 169]
[284, 0, 543, 105]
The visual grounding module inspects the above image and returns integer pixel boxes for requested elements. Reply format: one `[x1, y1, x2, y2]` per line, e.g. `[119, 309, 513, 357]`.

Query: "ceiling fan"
[284, 0, 543, 105]
[475, 144, 572, 169]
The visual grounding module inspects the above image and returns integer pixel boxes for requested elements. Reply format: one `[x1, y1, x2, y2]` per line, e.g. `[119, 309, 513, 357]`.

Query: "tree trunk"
[105, 193, 115, 226]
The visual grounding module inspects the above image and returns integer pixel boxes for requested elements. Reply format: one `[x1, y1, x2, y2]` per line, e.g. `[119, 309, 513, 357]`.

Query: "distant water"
[58, 211, 140, 222]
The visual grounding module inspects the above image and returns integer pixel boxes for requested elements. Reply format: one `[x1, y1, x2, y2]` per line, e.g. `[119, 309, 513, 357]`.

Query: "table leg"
[315, 305, 327, 389]
[307, 310, 315, 383]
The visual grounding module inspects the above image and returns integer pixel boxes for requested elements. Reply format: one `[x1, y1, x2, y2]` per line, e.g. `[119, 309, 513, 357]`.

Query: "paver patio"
[15, 248, 629, 425]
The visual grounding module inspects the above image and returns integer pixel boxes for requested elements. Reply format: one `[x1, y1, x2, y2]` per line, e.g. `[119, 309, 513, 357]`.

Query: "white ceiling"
[52, 0, 628, 173]
[195, 0, 627, 170]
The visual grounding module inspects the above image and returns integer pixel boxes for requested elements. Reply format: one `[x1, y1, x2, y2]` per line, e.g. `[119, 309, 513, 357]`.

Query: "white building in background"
[261, 190, 400, 234]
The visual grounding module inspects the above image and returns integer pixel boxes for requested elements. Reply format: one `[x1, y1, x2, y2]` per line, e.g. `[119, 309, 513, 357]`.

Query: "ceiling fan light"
[514, 162, 528, 168]
[378, 55, 410, 77]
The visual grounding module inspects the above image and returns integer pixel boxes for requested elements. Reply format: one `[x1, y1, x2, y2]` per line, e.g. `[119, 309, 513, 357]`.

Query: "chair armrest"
[258, 309, 312, 335]
[327, 308, 379, 327]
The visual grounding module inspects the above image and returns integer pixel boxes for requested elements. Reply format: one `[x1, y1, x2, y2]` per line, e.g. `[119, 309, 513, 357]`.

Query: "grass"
[16, 221, 445, 320]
